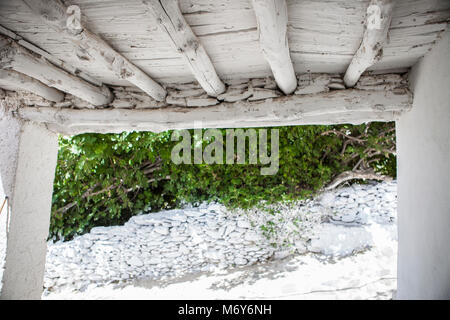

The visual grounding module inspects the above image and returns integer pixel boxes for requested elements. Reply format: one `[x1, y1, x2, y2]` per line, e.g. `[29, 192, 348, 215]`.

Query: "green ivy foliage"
[51, 122, 396, 241]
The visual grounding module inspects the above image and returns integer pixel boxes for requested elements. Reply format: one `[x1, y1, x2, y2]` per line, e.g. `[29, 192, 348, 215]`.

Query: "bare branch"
[325, 170, 393, 191]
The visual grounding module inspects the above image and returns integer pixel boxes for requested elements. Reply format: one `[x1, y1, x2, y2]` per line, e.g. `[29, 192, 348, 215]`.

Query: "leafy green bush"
[51, 122, 396, 241]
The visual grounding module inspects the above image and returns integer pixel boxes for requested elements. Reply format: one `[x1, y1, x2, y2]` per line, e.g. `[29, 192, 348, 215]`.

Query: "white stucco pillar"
[396, 30, 450, 299]
[0, 106, 59, 299]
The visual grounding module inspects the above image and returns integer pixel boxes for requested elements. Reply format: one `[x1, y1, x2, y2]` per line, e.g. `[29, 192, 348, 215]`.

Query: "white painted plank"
[0, 0, 445, 85]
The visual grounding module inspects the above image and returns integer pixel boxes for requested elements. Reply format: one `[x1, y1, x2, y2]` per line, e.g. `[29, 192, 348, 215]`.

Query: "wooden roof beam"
[0, 36, 112, 106]
[144, 0, 225, 97]
[0, 69, 64, 102]
[16, 87, 412, 135]
[0, 24, 102, 87]
[251, 0, 297, 95]
[22, 0, 167, 101]
[344, 0, 395, 88]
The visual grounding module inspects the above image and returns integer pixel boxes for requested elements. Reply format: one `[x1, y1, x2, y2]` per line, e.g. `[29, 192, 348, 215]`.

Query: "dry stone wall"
[42, 181, 397, 294]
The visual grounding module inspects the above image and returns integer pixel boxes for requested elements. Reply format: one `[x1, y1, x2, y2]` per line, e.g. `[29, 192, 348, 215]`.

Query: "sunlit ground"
[44, 222, 397, 300]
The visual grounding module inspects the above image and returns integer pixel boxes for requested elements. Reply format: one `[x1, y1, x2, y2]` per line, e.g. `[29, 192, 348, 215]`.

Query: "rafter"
[144, 0, 225, 97]
[15, 88, 411, 135]
[22, 0, 167, 101]
[0, 24, 102, 87]
[0, 35, 112, 106]
[344, 0, 395, 88]
[251, 0, 297, 95]
[0, 69, 64, 102]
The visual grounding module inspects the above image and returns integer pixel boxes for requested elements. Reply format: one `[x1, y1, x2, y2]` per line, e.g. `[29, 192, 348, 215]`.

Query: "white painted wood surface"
[0, 25, 102, 87]
[22, 0, 167, 101]
[344, 0, 395, 87]
[251, 0, 296, 95]
[145, 0, 225, 97]
[0, 69, 64, 102]
[0, 36, 112, 106]
[17, 88, 412, 135]
[0, 0, 446, 86]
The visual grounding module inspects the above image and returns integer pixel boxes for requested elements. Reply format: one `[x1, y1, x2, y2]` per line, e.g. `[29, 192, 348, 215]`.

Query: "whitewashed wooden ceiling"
[1, 0, 448, 87]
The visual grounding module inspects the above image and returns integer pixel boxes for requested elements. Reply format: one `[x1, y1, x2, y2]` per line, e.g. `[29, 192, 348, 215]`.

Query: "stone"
[94, 234, 111, 241]
[171, 220, 181, 227]
[234, 258, 248, 265]
[131, 212, 166, 225]
[237, 219, 251, 229]
[228, 231, 242, 238]
[178, 244, 190, 255]
[147, 256, 162, 265]
[90, 226, 114, 234]
[319, 192, 335, 207]
[168, 212, 188, 222]
[294, 240, 308, 254]
[223, 226, 234, 237]
[341, 211, 357, 223]
[190, 232, 204, 245]
[206, 229, 222, 239]
[154, 226, 170, 235]
[244, 231, 262, 242]
[206, 218, 217, 227]
[64, 247, 77, 259]
[273, 250, 291, 260]
[384, 193, 396, 202]
[218, 226, 227, 237]
[164, 251, 181, 259]
[127, 256, 144, 267]
[227, 237, 242, 244]
[78, 238, 93, 248]
[184, 210, 206, 217]
[168, 236, 189, 242]
[204, 249, 225, 261]
[244, 245, 260, 252]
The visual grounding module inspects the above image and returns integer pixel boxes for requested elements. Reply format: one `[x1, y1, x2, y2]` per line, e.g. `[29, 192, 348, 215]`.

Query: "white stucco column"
[396, 30, 450, 299]
[0, 106, 59, 299]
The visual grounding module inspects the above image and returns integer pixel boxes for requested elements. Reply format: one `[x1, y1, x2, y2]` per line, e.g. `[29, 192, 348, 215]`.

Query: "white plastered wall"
[0, 105, 59, 299]
[396, 29, 450, 299]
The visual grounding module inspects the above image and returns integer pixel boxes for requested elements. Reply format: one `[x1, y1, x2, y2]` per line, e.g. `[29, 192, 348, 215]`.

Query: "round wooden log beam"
[0, 69, 64, 102]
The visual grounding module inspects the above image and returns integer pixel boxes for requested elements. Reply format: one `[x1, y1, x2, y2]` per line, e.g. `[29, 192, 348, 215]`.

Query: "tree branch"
[324, 169, 393, 191]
